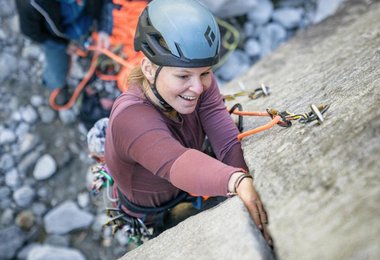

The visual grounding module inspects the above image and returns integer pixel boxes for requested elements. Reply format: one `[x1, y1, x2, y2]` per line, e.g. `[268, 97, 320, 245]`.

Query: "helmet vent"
[142, 43, 155, 57]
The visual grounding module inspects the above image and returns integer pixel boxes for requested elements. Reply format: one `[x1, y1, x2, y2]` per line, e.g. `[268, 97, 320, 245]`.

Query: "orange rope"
[237, 115, 281, 141]
[106, 0, 146, 92]
[50, 1, 147, 110]
[231, 110, 269, 117]
[228, 109, 283, 140]
[87, 46, 131, 67]
[49, 51, 99, 111]
[49, 45, 136, 110]
[95, 71, 118, 81]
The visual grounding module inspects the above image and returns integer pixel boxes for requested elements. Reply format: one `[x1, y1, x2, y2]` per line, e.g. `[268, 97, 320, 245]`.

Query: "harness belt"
[117, 188, 190, 215]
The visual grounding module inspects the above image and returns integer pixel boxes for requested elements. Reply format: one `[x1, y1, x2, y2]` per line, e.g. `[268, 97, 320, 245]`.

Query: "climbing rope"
[49, 45, 133, 111]
[49, 0, 147, 111]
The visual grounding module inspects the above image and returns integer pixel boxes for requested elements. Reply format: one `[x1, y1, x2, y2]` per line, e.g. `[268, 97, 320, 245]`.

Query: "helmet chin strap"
[149, 66, 173, 111]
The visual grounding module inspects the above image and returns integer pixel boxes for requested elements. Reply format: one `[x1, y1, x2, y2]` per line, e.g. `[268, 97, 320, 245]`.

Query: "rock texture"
[125, 197, 274, 260]
[122, 0, 380, 259]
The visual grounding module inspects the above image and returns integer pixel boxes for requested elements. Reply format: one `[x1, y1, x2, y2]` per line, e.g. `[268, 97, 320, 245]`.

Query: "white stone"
[33, 154, 57, 181]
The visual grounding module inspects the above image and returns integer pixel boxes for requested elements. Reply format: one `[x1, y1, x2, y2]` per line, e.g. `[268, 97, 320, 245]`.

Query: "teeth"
[180, 95, 196, 100]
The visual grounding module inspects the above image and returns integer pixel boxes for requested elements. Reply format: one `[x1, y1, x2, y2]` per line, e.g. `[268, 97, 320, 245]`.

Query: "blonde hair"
[127, 66, 146, 86]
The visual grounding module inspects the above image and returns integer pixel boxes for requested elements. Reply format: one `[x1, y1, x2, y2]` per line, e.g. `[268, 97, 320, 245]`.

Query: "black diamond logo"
[204, 26, 215, 47]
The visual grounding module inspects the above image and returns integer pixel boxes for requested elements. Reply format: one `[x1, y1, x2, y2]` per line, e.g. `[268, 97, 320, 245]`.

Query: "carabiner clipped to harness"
[104, 207, 153, 246]
[91, 164, 118, 202]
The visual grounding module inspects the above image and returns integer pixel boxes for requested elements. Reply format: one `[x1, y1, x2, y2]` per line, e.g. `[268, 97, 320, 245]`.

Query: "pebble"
[5, 168, 21, 188]
[13, 185, 35, 208]
[0, 226, 26, 259]
[15, 210, 35, 230]
[247, 0, 273, 25]
[32, 154, 57, 181]
[27, 245, 86, 260]
[0, 129, 17, 145]
[0, 153, 15, 171]
[43, 200, 94, 235]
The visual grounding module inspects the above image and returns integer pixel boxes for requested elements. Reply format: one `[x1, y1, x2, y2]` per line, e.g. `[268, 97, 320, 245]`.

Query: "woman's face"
[155, 66, 213, 114]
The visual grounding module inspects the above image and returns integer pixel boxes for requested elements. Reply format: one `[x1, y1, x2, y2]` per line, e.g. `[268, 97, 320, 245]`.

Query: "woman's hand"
[236, 178, 273, 246]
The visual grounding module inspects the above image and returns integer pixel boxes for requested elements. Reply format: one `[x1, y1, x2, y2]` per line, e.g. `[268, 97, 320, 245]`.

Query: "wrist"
[227, 171, 253, 195]
[227, 172, 244, 195]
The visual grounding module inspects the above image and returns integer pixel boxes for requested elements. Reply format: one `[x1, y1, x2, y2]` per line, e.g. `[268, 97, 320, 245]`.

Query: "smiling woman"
[142, 65, 213, 114]
[104, 0, 272, 245]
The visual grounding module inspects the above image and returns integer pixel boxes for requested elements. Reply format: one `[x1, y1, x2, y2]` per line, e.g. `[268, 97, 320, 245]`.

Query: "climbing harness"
[90, 160, 208, 246]
[90, 163, 154, 245]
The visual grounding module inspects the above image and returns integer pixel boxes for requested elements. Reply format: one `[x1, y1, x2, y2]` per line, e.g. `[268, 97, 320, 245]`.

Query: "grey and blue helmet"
[134, 0, 220, 68]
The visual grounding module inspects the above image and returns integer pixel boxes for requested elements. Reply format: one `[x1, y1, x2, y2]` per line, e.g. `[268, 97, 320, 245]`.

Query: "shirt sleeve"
[111, 103, 243, 196]
[198, 75, 249, 170]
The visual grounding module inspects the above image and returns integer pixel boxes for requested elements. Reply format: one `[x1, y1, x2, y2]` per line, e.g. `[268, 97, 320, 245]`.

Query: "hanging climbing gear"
[89, 163, 154, 246]
[90, 164, 116, 200]
[89, 159, 208, 246]
[104, 207, 153, 246]
[229, 103, 330, 140]
[224, 83, 271, 101]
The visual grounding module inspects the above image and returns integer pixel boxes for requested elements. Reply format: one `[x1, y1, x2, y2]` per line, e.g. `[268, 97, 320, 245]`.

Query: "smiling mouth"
[179, 95, 197, 101]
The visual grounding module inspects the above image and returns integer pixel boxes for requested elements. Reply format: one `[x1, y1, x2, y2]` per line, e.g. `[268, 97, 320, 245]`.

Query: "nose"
[189, 77, 204, 95]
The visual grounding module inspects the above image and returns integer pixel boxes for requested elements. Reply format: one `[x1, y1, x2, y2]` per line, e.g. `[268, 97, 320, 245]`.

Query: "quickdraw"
[229, 103, 330, 140]
[91, 164, 115, 199]
[224, 83, 271, 101]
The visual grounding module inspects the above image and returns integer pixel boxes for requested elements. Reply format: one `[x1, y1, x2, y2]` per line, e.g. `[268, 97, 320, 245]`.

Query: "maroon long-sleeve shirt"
[105, 75, 248, 209]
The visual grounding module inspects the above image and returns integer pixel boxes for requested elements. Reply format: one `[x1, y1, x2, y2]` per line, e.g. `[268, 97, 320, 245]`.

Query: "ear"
[141, 57, 155, 84]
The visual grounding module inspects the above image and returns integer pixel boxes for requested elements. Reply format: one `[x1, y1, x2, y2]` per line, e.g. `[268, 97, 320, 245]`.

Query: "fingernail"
[259, 225, 263, 230]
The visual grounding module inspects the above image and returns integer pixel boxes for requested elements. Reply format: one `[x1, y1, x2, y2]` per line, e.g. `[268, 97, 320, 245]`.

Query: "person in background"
[104, 0, 272, 245]
[15, 0, 113, 106]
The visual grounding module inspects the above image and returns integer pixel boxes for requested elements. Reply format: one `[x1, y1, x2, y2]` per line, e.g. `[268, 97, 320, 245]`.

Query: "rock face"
[122, 0, 380, 259]
[125, 197, 275, 259]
